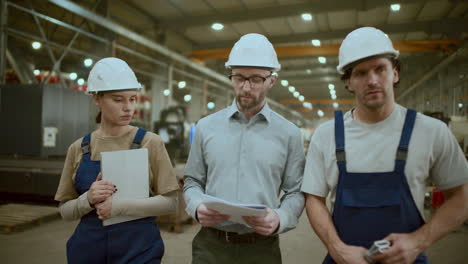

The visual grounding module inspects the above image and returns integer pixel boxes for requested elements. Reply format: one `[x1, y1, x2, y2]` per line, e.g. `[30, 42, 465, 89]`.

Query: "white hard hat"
[225, 33, 281, 71]
[337, 27, 399, 74]
[87, 57, 141, 93]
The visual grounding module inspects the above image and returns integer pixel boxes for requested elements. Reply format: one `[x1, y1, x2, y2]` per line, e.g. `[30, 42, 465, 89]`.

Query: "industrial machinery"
[153, 106, 189, 165]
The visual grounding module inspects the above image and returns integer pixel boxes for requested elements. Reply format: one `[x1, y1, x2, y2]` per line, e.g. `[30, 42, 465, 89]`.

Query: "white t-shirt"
[301, 104, 468, 218]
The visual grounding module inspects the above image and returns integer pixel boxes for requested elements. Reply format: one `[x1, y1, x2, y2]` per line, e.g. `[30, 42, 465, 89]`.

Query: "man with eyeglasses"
[183, 33, 305, 264]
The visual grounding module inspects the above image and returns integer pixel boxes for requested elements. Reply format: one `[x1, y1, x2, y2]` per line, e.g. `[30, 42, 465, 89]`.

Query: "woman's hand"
[87, 172, 116, 206]
[96, 196, 113, 220]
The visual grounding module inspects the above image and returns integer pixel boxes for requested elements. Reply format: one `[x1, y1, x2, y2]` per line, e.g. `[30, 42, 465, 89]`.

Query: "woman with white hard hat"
[55, 57, 179, 264]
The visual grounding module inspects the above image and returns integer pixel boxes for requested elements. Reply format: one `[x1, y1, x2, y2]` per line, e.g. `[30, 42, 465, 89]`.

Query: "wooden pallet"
[0, 203, 60, 234]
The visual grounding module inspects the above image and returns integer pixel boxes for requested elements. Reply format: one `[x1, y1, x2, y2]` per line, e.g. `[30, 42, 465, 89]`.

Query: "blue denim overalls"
[66, 128, 164, 264]
[323, 109, 428, 264]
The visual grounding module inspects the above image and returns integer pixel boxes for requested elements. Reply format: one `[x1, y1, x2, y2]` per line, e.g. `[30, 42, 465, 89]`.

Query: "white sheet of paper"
[202, 194, 267, 226]
[101, 148, 149, 226]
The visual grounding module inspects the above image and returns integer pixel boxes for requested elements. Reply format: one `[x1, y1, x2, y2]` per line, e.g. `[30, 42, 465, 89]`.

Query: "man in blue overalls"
[301, 27, 468, 264]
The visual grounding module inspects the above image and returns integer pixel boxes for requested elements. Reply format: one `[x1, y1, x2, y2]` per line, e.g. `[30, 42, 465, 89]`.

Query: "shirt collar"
[226, 99, 271, 123]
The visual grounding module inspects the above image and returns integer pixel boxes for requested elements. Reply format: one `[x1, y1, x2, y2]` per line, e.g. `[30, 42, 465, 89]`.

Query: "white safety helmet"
[225, 33, 281, 71]
[87, 57, 141, 93]
[337, 27, 399, 74]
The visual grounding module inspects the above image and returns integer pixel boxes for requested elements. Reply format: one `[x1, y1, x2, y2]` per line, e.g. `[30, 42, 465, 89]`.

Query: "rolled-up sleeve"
[183, 124, 207, 219]
[273, 129, 305, 233]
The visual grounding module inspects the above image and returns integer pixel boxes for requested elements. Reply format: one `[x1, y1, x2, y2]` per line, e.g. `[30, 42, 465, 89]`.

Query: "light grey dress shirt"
[183, 101, 305, 234]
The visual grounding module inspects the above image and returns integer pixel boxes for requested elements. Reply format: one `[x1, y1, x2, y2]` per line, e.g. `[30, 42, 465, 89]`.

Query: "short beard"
[236, 92, 265, 111]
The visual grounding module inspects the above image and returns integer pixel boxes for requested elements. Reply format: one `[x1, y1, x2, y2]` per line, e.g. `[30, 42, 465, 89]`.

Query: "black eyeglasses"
[228, 74, 272, 87]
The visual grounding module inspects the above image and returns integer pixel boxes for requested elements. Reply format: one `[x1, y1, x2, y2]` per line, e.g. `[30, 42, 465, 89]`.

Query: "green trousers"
[192, 227, 282, 264]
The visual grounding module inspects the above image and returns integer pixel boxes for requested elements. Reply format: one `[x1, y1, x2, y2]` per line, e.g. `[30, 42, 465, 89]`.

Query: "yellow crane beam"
[190, 40, 460, 60]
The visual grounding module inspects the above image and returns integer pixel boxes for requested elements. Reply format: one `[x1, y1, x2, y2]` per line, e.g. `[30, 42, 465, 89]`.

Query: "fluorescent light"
[281, 80, 289, 87]
[33, 69, 40, 75]
[69, 72, 77, 80]
[328, 84, 335, 90]
[293, 91, 300, 98]
[318, 57, 326, 64]
[390, 4, 401, 12]
[299, 95, 305, 102]
[311, 39, 321, 47]
[301, 13, 313, 21]
[163, 89, 170, 96]
[32, 41, 41, 49]
[303, 102, 313, 109]
[331, 94, 337, 100]
[317, 110, 324, 117]
[333, 102, 339, 108]
[84, 58, 93, 67]
[458, 103, 463, 108]
[211, 23, 224, 30]
[207, 102, 215, 110]
[330, 90, 336, 95]
[77, 78, 85, 85]
[178, 81, 186, 89]
[184, 94, 192, 102]
[306, 69, 312, 74]
[288, 86, 296, 92]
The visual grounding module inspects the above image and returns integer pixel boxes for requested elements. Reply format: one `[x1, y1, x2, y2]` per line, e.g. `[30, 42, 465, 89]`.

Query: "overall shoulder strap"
[334, 111, 346, 171]
[131, 128, 147, 149]
[395, 109, 417, 172]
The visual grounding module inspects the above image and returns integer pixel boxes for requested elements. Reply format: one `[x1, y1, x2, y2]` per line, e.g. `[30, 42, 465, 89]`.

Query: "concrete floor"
[1, 213, 467, 263]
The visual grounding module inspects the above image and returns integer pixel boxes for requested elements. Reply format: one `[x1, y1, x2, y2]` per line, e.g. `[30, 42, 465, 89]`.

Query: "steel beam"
[48, 0, 231, 86]
[397, 41, 468, 100]
[191, 40, 461, 60]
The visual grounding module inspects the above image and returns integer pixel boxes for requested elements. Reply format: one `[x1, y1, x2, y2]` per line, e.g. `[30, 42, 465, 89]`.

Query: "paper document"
[101, 148, 149, 226]
[202, 194, 267, 226]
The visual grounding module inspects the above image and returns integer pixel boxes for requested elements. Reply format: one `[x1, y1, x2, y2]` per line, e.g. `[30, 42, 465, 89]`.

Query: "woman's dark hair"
[96, 111, 102, 123]
[94, 92, 105, 124]
[340, 54, 401, 92]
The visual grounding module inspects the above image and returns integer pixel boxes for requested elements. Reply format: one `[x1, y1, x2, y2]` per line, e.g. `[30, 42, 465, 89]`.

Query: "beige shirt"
[55, 126, 179, 219]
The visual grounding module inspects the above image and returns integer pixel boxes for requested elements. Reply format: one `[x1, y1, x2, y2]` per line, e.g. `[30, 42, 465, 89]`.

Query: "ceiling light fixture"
[184, 94, 192, 102]
[311, 39, 321, 47]
[281, 80, 289, 87]
[211, 23, 224, 30]
[288, 86, 296, 93]
[207, 102, 216, 110]
[69, 72, 78, 80]
[318, 56, 326, 64]
[84, 58, 93, 67]
[163, 89, 170, 96]
[33, 69, 40, 75]
[32, 41, 42, 49]
[77, 78, 85, 85]
[301, 13, 313, 21]
[178, 81, 186, 89]
[390, 4, 401, 12]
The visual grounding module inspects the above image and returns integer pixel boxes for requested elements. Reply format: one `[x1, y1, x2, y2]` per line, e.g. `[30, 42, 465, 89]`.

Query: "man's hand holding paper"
[243, 208, 280, 235]
[196, 203, 230, 227]
[198, 194, 269, 229]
